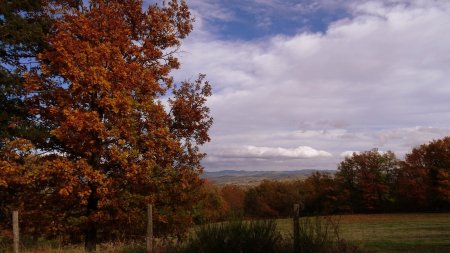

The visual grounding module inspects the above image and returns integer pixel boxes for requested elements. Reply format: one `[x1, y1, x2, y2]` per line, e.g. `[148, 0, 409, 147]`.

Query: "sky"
[154, 0, 450, 171]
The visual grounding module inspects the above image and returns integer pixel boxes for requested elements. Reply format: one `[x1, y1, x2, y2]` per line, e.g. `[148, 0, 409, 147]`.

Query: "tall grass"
[175, 217, 364, 253]
[291, 216, 364, 253]
[178, 219, 284, 253]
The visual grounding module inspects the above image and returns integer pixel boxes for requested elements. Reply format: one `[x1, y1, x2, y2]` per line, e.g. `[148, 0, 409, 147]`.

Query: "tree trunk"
[85, 224, 97, 252]
[85, 186, 98, 252]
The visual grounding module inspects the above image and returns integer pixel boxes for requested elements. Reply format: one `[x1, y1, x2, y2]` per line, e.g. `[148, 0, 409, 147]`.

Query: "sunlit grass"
[277, 213, 450, 253]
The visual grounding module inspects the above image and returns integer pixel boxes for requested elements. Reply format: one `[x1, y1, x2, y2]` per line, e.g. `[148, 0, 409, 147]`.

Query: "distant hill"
[203, 169, 336, 186]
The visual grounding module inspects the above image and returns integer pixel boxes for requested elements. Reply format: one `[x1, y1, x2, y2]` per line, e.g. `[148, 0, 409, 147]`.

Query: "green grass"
[2, 213, 448, 253]
[277, 213, 450, 253]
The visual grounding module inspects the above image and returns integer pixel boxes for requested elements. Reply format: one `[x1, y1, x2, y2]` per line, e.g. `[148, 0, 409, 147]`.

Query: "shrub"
[180, 219, 283, 253]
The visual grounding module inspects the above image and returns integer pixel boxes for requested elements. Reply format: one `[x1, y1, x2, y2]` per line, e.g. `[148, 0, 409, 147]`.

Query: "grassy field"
[2, 213, 449, 253]
[277, 213, 450, 253]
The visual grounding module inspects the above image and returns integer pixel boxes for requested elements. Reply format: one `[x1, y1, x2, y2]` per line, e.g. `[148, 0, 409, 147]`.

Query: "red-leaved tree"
[397, 137, 450, 211]
[17, 0, 212, 250]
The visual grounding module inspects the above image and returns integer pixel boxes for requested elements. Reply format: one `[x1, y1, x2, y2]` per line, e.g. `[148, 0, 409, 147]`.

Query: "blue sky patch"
[194, 0, 352, 40]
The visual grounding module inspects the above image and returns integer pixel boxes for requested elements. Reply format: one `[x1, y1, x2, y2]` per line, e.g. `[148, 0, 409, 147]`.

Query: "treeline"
[199, 137, 450, 221]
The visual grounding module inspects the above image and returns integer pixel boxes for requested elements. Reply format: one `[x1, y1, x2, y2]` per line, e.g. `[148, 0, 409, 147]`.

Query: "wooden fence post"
[147, 204, 153, 253]
[13, 210, 19, 253]
[293, 204, 300, 253]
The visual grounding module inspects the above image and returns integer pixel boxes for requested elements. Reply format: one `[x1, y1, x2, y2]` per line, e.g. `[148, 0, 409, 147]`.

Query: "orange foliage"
[221, 185, 246, 217]
[1, 0, 211, 250]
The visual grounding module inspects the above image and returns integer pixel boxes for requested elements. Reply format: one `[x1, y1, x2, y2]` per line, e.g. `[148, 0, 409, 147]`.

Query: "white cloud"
[173, 0, 450, 171]
[235, 145, 332, 159]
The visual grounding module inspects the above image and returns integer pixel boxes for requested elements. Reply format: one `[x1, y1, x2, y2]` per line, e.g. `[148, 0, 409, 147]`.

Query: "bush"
[173, 217, 366, 253]
[179, 219, 283, 253]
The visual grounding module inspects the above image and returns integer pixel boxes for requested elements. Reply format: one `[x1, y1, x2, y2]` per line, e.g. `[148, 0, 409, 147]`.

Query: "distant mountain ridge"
[203, 169, 336, 186]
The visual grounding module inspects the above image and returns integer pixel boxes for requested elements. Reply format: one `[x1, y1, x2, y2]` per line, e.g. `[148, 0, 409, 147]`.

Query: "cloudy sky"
[156, 0, 450, 171]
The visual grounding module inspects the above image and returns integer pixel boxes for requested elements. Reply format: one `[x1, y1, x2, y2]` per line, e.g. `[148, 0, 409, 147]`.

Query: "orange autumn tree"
[220, 185, 246, 217]
[24, 0, 212, 250]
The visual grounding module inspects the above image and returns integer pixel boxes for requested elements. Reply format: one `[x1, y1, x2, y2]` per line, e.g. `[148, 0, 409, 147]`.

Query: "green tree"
[336, 149, 399, 212]
[0, 0, 59, 233]
[193, 180, 229, 224]
[0, 0, 51, 147]
[302, 172, 339, 214]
